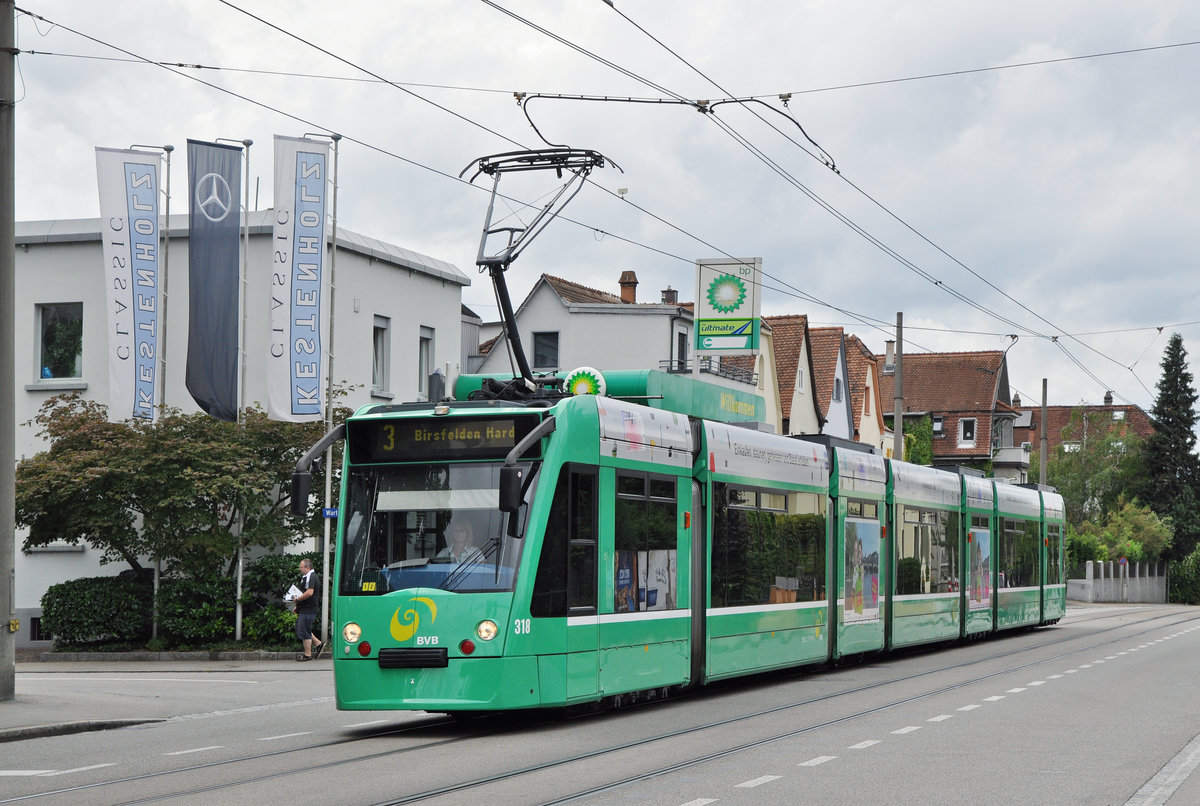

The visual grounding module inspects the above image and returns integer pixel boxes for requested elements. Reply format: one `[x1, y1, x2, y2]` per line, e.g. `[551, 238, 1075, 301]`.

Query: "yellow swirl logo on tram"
[390, 597, 437, 642]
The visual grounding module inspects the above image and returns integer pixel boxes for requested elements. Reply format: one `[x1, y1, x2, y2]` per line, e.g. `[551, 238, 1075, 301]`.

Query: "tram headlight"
[342, 622, 362, 643]
[475, 620, 499, 641]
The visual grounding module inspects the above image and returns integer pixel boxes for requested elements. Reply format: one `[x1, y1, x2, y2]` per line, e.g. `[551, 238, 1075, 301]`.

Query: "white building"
[14, 211, 469, 647]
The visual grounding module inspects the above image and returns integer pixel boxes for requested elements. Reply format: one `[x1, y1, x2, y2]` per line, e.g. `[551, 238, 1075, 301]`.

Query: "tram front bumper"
[334, 654, 541, 712]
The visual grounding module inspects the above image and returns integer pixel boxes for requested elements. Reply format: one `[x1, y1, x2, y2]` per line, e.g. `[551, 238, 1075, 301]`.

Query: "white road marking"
[848, 740, 881, 750]
[1028, 681, 1046, 686]
[1007, 688, 1027, 693]
[679, 800, 717, 806]
[892, 726, 921, 734]
[958, 704, 982, 711]
[736, 775, 780, 788]
[928, 714, 953, 722]
[0, 771, 57, 777]
[39, 764, 117, 777]
[257, 732, 313, 741]
[1065, 669, 1079, 674]
[15, 676, 259, 685]
[984, 695, 1006, 701]
[799, 756, 837, 767]
[163, 746, 224, 756]
[343, 719, 387, 728]
[1047, 674, 1064, 679]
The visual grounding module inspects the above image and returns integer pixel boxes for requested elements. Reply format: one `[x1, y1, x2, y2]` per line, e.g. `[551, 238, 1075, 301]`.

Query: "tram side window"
[1046, 523, 1063, 585]
[531, 467, 597, 617]
[998, 517, 1040, 588]
[895, 504, 960, 596]
[711, 483, 827, 608]
[614, 473, 678, 612]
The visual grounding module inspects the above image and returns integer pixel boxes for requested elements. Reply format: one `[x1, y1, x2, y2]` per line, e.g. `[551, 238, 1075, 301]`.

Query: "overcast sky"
[14, 1, 1200, 412]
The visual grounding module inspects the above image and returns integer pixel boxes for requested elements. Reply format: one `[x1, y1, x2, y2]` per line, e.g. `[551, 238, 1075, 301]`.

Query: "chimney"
[661, 285, 678, 304]
[882, 340, 895, 374]
[619, 270, 638, 303]
[1104, 390, 1113, 406]
[1012, 392, 1021, 408]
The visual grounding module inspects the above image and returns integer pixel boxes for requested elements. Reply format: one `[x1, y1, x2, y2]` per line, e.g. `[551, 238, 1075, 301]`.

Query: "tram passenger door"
[599, 470, 691, 696]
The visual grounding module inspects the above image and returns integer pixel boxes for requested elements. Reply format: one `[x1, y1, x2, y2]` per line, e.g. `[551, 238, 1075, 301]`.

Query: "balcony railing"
[661, 357, 757, 386]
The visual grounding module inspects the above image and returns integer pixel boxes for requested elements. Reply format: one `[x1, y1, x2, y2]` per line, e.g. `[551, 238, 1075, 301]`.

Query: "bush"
[41, 575, 152, 647]
[243, 605, 298, 645]
[1169, 545, 1200, 605]
[156, 575, 237, 645]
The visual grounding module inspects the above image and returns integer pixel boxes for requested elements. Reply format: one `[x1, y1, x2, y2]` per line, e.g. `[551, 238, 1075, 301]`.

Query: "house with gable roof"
[1011, 390, 1154, 454]
[845, 333, 887, 451]
[876, 350, 1029, 479]
[473, 271, 764, 402]
[807, 326, 854, 440]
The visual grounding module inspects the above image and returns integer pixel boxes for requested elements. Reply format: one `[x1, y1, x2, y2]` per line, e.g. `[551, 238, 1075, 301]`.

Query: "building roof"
[16, 211, 471, 287]
[761, 314, 809, 420]
[541, 274, 628, 305]
[1014, 403, 1154, 449]
[845, 333, 883, 439]
[807, 326, 846, 420]
[877, 350, 1007, 413]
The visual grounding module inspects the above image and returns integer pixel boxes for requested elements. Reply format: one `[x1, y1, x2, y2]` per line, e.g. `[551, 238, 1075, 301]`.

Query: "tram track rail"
[5, 606, 1192, 805]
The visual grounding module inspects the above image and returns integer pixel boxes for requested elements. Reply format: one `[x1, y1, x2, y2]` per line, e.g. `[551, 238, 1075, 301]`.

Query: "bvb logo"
[390, 596, 437, 642]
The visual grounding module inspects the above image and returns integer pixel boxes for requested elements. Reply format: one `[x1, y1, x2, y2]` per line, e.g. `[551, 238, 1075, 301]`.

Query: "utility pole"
[1, 0, 18, 701]
[892, 312, 904, 461]
[1040, 378, 1048, 485]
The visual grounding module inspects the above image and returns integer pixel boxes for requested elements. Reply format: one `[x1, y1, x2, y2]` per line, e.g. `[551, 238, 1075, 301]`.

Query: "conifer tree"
[1135, 333, 1200, 561]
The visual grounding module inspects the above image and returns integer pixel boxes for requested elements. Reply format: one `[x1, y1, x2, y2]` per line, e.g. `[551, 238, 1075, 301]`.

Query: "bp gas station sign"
[694, 257, 762, 355]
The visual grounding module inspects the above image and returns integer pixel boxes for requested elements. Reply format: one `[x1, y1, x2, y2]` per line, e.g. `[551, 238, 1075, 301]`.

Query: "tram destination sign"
[348, 414, 542, 463]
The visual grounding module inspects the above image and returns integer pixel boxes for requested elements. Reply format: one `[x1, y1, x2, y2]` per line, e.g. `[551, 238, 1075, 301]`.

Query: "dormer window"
[959, 417, 977, 447]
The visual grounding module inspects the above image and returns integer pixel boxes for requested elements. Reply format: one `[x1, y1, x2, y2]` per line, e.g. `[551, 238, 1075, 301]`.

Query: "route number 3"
[514, 618, 532, 635]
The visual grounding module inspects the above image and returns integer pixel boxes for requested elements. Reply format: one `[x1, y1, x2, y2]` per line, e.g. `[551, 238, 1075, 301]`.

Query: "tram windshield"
[338, 461, 536, 595]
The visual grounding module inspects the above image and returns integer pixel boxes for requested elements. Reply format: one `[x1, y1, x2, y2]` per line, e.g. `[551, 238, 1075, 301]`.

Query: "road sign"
[323, 507, 339, 519]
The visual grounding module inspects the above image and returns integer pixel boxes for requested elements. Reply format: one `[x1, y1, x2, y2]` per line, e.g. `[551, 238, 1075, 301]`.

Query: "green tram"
[292, 373, 1066, 713]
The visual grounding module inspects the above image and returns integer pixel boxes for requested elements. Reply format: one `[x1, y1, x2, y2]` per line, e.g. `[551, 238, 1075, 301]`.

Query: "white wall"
[13, 215, 467, 630]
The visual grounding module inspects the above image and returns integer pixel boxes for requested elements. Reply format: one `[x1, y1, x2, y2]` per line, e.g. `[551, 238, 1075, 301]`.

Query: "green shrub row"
[40, 552, 325, 649]
[1168, 544, 1200, 605]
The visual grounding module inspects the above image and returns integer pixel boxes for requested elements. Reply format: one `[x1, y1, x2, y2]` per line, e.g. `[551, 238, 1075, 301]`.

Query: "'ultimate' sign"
[268, 135, 331, 422]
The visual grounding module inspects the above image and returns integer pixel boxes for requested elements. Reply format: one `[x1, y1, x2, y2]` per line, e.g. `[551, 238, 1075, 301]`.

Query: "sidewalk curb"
[0, 718, 166, 744]
[25, 650, 296, 662]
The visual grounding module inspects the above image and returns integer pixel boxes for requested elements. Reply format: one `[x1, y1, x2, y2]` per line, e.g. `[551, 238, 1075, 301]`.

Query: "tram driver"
[438, 521, 481, 563]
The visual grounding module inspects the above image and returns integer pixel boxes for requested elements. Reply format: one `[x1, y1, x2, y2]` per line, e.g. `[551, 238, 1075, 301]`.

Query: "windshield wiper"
[440, 537, 502, 591]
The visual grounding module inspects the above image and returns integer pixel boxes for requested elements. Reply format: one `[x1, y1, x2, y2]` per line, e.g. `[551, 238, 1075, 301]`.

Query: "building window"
[1063, 441, 1081, 453]
[932, 415, 944, 437]
[833, 377, 843, 403]
[676, 331, 688, 372]
[38, 302, 83, 379]
[864, 385, 871, 415]
[533, 331, 559, 371]
[959, 417, 977, 446]
[417, 326, 433, 399]
[1113, 410, 1125, 421]
[372, 315, 390, 393]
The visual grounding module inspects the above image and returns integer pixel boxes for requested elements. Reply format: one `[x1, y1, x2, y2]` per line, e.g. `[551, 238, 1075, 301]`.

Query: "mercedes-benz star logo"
[195, 172, 233, 223]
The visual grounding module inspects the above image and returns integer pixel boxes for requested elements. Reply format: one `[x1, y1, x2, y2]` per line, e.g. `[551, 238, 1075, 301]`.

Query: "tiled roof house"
[1012, 391, 1154, 453]
[757, 314, 821, 436]
[807, 327, 853, 440]
[877, 350, 1028, 479]
[845, 333, 887, 450]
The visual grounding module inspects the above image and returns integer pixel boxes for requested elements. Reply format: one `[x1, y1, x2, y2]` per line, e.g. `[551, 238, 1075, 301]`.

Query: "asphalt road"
[2, 603, 1198, 806]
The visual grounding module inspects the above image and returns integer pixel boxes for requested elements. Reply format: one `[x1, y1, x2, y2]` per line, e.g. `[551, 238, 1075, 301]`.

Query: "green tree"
[1073, 496, 1172, 562]
[1132, 334, 1200, 561]
[1043, 407, 1144, 529]
[16, 394, 342, 575]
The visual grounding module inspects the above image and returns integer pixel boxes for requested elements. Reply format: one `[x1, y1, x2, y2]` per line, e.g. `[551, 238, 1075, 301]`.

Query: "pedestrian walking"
[294, 558, 325, 662]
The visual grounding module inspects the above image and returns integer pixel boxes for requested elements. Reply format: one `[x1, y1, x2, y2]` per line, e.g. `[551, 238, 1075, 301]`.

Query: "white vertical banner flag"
[96, 147, 161, 423]
[268, 135, 331, 422]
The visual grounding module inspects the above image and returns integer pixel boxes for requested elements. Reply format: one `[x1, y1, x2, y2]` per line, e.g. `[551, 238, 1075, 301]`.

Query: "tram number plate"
[514, 618, 532, 635]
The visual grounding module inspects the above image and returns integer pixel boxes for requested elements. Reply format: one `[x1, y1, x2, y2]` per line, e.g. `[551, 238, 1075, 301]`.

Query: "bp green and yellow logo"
[390, 596, 437, 642]
[706, 274, 747, 313]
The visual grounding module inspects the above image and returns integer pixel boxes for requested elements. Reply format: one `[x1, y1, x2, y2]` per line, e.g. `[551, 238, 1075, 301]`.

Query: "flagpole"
[130, 142, 172, 641]
[216, 137, 252, 641]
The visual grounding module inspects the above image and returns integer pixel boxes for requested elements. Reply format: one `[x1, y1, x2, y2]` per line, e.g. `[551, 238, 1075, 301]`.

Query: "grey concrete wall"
[1068, 560, 1167, 604]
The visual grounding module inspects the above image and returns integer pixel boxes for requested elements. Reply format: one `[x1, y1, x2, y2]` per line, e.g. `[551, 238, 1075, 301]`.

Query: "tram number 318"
[514, 618, 532, 635]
